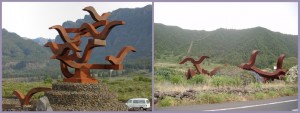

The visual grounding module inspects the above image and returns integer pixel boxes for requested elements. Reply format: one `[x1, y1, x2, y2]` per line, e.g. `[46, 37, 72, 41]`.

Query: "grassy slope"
[154, 61, 298, 107]
[154, 23, 298, 69]
[2, 76, 152, 103]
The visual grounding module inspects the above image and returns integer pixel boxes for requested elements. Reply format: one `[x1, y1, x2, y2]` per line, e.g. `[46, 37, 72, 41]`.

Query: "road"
[156, 96, 298, 111]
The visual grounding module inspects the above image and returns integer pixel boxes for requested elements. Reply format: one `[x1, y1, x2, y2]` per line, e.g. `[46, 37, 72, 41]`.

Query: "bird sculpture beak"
[44, 42, 49, 47]
[82, 6, 91, 11]
[49, 26, 55, 29]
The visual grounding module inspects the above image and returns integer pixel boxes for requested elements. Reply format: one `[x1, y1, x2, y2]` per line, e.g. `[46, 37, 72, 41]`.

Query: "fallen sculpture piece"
[240, 50, 286, 82]
[45, 6, 136, 83]
[12, 87, 51, 107]
[179, 56, 221, 79]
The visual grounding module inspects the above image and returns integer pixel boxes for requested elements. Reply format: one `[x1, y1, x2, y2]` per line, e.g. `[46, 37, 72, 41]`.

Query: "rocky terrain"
[285, 65, 298, 83]
[45, 82, 128, 111]
[154, 85, 297, 105]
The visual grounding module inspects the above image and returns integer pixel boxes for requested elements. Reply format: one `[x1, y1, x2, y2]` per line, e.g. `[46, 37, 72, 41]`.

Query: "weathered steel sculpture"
[44, 6, 136, 83]
[179, 56, 221, 79]
[240, 50, 286, 82]
[13, 87, 51, 107]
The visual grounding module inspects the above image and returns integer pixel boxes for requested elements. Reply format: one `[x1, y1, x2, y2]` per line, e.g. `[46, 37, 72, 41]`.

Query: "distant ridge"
[154, 23, 297, 68]
[2, 5, 152, 78]
[33, 37, 54, 46]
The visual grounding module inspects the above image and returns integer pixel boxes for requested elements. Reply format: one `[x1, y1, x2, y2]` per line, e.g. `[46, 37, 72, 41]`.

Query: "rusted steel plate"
[44, 6, 135, 83]
[179, 56, 221, 79]
[240, 50, 286, 82]
[106, 46, 136, 65]
[83, 6, 111, 22]
[13, 87, 51, 106]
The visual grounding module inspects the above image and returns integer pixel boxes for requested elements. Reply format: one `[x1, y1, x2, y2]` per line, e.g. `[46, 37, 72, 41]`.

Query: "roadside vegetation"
[2, 81, 52, 99]
[103, 75, 152, 102]
[154, 61, 298, 107]
[2, 74, 152, 105]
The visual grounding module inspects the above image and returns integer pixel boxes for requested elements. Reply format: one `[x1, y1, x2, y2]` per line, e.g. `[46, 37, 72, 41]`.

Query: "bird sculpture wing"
[106, 46, 136, 65]
[83, 6, 111, 22]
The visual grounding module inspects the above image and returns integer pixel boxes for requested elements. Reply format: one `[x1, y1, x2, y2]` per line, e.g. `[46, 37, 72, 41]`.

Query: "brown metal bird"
[44, 42, 81, 59]
[239, 50, 260, 69]
[79, 21, 125, 40]
[179, 56, 209, 64]
[12, 87, 51, 106]
[83, 6, 111, 22]
[106, 46, 136, 65]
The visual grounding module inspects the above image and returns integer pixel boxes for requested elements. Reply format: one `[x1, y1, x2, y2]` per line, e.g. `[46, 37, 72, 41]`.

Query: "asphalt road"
[156, 96, 298, 111]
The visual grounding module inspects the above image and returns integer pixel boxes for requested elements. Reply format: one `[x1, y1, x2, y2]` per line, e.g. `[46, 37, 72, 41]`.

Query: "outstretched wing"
[106, 46, 136, 65]
[83, 6, 110, 22]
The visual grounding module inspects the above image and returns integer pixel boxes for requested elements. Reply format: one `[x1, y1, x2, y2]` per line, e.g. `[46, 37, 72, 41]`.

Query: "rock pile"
[285, 65, 298, 83]
[2, 98, 40, 111]
[45, 82, 128, 111]
[154, 85, 297, 104]
[154, 90, 197, 104]
[2, 98, 22, 111]
[35, 96, 52, 111]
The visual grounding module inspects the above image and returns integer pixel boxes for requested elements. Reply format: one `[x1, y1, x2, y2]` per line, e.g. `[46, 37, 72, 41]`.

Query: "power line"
[186, 33, 211, 56]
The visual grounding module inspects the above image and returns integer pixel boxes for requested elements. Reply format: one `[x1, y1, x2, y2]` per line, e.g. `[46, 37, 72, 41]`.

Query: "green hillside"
[55, 5, 152, 70]
[154, 23, 298, 68]
[2, 29, 60, 78]
[2, 5, 152, 78]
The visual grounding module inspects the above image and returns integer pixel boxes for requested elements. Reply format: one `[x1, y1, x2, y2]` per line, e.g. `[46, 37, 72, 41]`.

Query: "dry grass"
[155, 81, 217, 93]
[154, 61, 223, 74]
[155, 61, 298, 107]
[156, 80, 297, 92]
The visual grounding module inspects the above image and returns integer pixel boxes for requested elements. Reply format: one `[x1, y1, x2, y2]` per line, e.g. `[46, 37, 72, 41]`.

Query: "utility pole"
[186, 40, 194, 56]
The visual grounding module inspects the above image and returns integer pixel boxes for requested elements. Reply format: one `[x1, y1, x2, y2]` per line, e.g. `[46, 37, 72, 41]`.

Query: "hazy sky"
[154, 2, 298, 35]
[2, 2, 151, 39]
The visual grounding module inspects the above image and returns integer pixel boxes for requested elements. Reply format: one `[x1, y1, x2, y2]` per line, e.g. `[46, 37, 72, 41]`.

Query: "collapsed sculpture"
[179, 56, 221, 79]
[13, 87, 51, 107]
[240, 50, 286, 82]
[44, 6, 136, 83]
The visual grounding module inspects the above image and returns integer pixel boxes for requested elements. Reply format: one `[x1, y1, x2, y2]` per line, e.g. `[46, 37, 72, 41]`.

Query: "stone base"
[63, 77, 98, 84]
[45, 82, 128, 111]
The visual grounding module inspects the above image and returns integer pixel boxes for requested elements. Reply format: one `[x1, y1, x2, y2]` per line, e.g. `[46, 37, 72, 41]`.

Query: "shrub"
[231, 76, 243, 86]
[43, 76, 53, 84]
[155, 74, 165, 82]
[211, 76, 243, 87]
[108, 77, 151, 102]
[154, 68, 175, 80]
[254, 92, 267, 100]
[218, 66, 256, 85]
[267, 91, 278, 98]
[197, 93, 223, 104]
[159, 96, 175, 107]
[133, 76, 151, 82]
[170, 75, 185, 84]
[101, 79, 109, 83]
[188, 74, 207, 85]
[284, 65, 298, 83]
[249, 82, 262, 89]
[280, 88, 296, 96]
[211, 76, 223, 87]
[282, 57, 298, 69]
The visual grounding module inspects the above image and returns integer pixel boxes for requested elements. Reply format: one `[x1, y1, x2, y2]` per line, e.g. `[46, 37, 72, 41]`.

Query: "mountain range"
[2, 5, 152, 78]
[54, 5, 152, 67]
[2, 29, 60, 78]
[154, 23, 298, 68]
[33, 37, 53, 46]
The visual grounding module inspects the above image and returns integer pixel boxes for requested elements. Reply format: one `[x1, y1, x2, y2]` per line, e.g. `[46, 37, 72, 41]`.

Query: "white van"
[125, 98, 151, 111]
